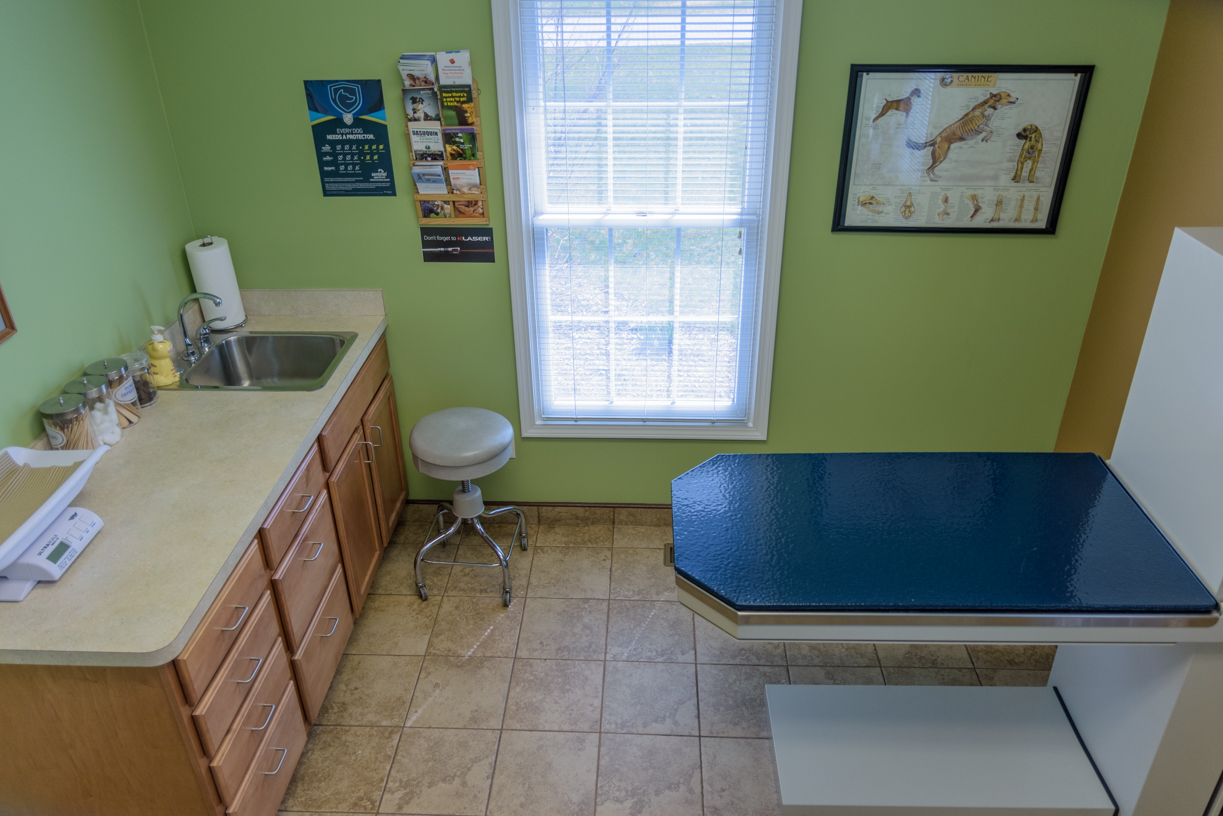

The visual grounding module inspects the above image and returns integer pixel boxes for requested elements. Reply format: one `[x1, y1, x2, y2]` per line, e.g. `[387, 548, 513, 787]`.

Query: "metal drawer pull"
[237, 656, 263, 684]
[360, 440, 375, 465]
[320, 617, 340, 637]
[219, 605, 249, 632]
[371, 425, 385, 447]
[303, 542, 325, 561]
[290, 493, 314, 514]
[264, 747, 288, 776]
[251, 703, 276, 732]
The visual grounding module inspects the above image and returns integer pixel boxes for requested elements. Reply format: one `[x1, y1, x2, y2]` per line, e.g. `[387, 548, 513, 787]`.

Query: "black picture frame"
[831, 64, 1093, 235]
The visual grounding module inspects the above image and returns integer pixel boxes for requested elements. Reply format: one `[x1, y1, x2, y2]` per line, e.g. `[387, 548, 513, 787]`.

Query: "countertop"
[0, 294, 387, 666]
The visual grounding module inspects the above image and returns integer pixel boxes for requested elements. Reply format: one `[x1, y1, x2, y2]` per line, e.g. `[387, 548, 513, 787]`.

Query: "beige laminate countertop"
[0, 305, 388, 667]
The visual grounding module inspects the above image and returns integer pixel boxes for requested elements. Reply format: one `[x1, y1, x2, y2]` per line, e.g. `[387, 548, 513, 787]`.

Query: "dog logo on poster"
[328, 82, 363, 125]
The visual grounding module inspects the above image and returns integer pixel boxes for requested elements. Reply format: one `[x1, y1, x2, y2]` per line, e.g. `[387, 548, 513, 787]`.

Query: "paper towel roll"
[184, 236, 246, 330]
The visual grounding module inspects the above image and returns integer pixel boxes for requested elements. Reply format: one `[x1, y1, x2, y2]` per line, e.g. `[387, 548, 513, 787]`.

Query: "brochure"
[438, 84, 475, 127]
[411, 162, 448, 195]
[408, 122, 444, 161]
[420, 200, 453, 219]
[402, 88, 441, 122]
[398, 53, 438, 88]
[447, 163, 481, 193]
[443, 127, 478, 162]
[436, 50, 472, 85]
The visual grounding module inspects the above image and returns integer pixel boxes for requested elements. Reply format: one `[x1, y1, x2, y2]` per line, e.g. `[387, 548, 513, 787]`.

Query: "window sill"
[521, 419, 768, 441]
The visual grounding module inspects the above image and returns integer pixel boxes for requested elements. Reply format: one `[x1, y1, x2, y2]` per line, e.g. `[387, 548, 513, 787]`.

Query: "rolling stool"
[408, 407, 528, 606]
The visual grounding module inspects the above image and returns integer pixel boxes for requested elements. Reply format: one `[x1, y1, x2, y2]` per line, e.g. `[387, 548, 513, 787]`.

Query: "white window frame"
[492, 0, 802, 440]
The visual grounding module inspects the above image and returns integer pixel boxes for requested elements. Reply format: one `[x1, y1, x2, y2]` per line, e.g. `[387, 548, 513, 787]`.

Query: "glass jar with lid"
[39, 394, 98, 450]
[120, 350, 158, 408]
[64, 376, 121, 446]
[85, 358, 140, 427]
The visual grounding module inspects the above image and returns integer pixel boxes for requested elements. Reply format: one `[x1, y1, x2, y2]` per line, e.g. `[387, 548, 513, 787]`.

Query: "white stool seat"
[409, 407, 515, 481]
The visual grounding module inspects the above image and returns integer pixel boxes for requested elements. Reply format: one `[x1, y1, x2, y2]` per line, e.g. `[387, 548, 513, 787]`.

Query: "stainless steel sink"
[174, 331, 358, 391]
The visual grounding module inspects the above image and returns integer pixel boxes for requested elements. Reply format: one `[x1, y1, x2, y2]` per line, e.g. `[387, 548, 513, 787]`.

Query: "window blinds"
[517, 0, 778, 424]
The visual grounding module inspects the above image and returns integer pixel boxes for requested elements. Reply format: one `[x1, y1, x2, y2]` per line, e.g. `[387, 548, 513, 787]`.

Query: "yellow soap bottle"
[147, 325, 179, 387]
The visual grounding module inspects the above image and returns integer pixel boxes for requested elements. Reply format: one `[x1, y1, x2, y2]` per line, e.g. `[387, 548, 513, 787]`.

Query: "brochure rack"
[409, 79, 490, 226]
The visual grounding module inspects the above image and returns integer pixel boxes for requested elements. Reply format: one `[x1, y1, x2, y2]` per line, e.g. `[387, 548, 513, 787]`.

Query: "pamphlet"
[411, 163, 448, 195]
[438, 84, 475, 127]
[436, 50, 472, 85]
[443, 127, 478, 162]
[408, 122, 444, 161]
[402, 88, 441, 122]
[398, 53, 438, 88]
[447, 163, 481, 193]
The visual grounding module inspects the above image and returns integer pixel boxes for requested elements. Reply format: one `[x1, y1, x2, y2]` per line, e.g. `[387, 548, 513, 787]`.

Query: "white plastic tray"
[0, 445, 108, 573]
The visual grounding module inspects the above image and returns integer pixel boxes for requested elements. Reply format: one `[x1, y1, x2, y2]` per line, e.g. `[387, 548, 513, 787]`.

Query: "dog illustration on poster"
[906, 91, 1018, 181]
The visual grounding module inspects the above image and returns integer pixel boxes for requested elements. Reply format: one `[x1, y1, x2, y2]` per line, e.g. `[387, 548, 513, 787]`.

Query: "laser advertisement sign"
[419, 227, 495, 263]
[303, 80, 396, 197]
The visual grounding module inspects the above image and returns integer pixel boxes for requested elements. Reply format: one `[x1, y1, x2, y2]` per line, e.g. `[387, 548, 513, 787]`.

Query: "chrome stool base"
[414, 500, 528, 607]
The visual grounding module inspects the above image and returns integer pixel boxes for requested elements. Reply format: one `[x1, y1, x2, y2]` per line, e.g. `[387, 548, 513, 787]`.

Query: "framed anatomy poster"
[832, 65, 1093, 234]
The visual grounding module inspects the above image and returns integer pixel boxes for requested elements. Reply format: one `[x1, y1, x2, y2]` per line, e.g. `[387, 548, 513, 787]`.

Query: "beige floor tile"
[405, 656, 513, 729]
[785, 642, 878, 667]
[280, 725, 400, 812]
[789, 666, 884, 685]
[610, 549, 676, 601]
[371, 540, 450, 596]
[487, 730, 599, 816]
[697, 664, 788, 738]
[502, 658, 604, 732]
[527, 547, 611, 599]
[612, 525, 672, 548]
[426, 594, 524, 659]
[695, 617, 785, 665]
[700, 737, 782, 816]
[968, 644, 1057, 670]
[602, 661, 698, 736]
[977, 669, 1051, 686]
[403, 504, 443, 523]
[535, 524, 614, 547]
[539, 505, 615, 525]
[882, 667, 980, 686]
[345, 594, 439, 656]
[517, 598, 608, 660]
[315, 654, 422, 727]
[596, 734, 701, 816]
[613, 507, 672, 527]
[445, 541, 532, 598]
[380, 727, 499, 816]
[606, 600, 694, 663]
[875, 643, 973, 668]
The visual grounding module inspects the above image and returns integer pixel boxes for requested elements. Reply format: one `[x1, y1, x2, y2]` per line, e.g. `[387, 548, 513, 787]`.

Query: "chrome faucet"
[177, 293, 223, 365]
[196, 317, 228, 355]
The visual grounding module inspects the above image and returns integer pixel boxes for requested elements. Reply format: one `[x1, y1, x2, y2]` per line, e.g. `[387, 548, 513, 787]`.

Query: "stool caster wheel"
[417, 584, 429, 602]
[502, 589, 512, 607]
[520, 532, 529, 552]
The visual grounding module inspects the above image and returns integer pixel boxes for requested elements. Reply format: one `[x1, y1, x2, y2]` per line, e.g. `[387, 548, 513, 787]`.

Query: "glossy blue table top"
[671, 453, 1218, 614]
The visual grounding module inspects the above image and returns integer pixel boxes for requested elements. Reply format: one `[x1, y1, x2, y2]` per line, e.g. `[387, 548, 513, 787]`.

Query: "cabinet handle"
[359, 440, 375, 465]
[290, 493, 314, 514]
[237, 656, 263, 684]
[371, 425, 385, 447]
[264, 747, 288, 776]
[320, 616, 340, 637]
[303, 542, 325, 561]
[218, 605, 249, 632]
[251, 703, 276, 732]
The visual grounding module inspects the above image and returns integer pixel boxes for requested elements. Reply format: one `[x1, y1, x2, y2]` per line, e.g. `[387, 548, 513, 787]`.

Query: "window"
[493, 0, 800, 438]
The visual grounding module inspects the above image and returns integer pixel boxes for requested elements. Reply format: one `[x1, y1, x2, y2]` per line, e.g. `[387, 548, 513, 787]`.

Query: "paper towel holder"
[200, 235, 214, 247]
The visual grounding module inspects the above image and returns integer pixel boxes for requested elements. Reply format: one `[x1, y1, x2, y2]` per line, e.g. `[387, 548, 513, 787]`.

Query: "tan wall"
[1057, 0, 1223, 455]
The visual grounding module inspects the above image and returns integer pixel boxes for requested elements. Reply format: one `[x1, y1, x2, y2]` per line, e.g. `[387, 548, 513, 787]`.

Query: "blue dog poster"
[303, 80, 396, 197]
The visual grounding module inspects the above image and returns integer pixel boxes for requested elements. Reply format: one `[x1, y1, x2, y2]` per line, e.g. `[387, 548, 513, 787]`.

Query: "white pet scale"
[0, 445, 108, 603]
[0, 507, 102, 601]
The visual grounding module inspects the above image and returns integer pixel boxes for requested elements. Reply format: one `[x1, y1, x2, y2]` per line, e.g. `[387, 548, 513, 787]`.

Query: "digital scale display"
[45, 541, 70, 564]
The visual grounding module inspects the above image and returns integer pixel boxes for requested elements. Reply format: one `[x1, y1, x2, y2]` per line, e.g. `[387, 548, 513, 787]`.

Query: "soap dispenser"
[147, 326, 179, 387]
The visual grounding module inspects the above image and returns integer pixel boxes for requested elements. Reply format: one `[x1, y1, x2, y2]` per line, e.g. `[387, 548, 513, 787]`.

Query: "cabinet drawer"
[194, 590, 282, 757]
[318, 334, 388, 472]
[292, 565, 354, 723]
[176, 540, 268, 706]
[272, 490, 342, 653]
[227, 679, 307, 816]
[259, 442, 327, 570]
[210, 637, 293, 805]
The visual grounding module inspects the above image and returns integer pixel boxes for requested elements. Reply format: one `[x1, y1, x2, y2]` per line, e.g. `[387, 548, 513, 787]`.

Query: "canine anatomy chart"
[840, 69, 1087, 230]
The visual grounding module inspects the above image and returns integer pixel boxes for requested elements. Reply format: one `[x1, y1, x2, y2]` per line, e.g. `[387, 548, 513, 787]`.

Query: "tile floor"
[278, 505, 1057, 816]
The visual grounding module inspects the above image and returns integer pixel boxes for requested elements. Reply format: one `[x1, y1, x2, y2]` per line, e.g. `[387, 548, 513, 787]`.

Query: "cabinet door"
[327, 428, 382, 617]
[362, 374, 408, 546]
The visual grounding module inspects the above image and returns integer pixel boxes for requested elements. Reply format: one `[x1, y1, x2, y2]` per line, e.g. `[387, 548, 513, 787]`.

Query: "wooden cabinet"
[226, 680, 307, 816]
[328, 429, 383, 616]
[363, 375, 408, 546]
[271, 491, 343, 653]
[258, 443, 327, 569]
[291, 566, 354, 723]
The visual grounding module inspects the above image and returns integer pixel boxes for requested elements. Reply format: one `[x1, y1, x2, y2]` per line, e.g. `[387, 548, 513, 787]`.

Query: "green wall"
[134, 0, 1165, 503]
[0, 1, 194, 448]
